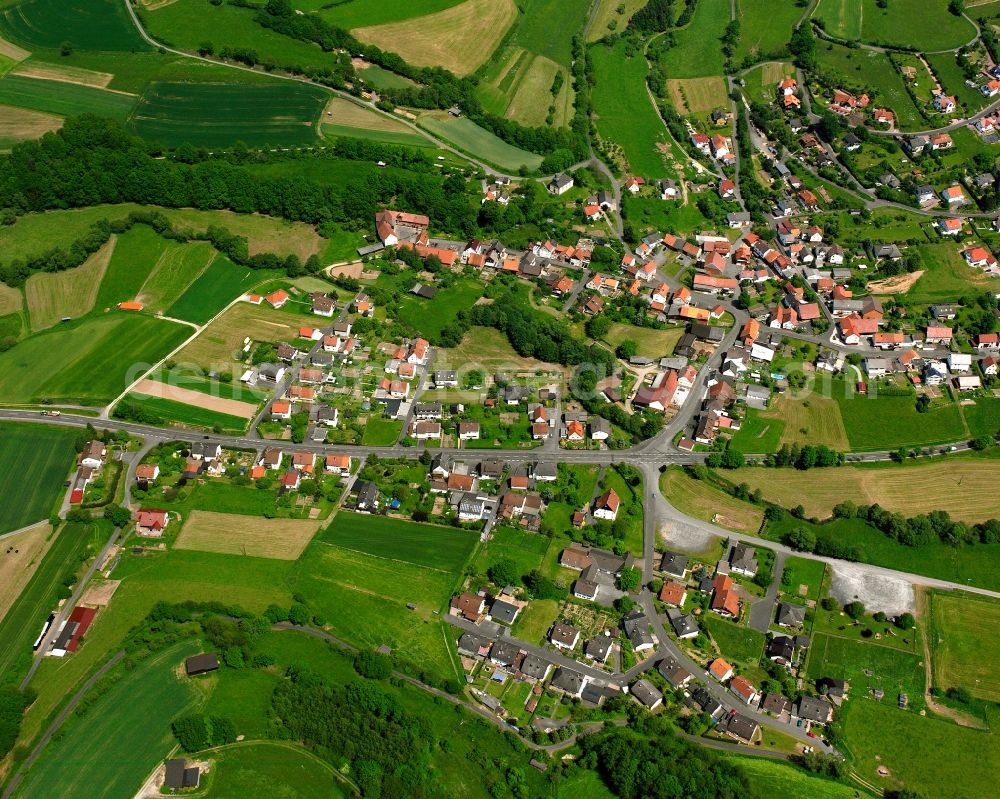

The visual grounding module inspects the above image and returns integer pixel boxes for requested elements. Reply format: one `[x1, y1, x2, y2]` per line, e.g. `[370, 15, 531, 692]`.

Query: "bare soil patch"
[828, 561, 915, 615]
[174, 510, 321, 560]
[868, 270, 924, 295]
[327, 261, 363, 278]
[133, 378, 259, 418]
[79, 579, 121, 607]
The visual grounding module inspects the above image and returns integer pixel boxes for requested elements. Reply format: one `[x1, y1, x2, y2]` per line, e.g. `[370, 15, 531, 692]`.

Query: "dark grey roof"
[550, 621, 579, 646]
[490, 640, 520, 666]
[776, 603, 806, 627]
[490, 599, 520, 625]
[667, 609, 699, 638]
[550, 666, 586, 694]
[723, 713, 759, 741]
[767, 635, 795, 662]
[631, 679, 663, 708]
[761, 692, 791, 715]
[457, 632, 489, 657]
[657, 656, 691, 687]
[692, 687, 722, 717]
[585, 635, 613, 661]
[795, 695, 832, 722]
[520, 654, 551, 679]
[659, 551, 689, 577]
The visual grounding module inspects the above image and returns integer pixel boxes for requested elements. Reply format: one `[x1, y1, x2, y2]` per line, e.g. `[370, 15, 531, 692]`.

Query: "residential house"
[550, 621, 580, 650]
[631, 679, 663, 711]
[709, 658, 734, 682]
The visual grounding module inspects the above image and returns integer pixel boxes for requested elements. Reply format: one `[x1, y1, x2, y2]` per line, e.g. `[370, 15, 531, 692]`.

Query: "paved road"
[1, 649, 126, 799]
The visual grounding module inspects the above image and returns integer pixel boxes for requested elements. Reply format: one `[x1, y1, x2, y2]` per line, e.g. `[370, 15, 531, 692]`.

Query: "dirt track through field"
[868, 270, 925, 295]
[11, 63, 114, 88]
[174, 510, 320, 559]
[132, 378, 258, 418]
[0, 36, 29, 61]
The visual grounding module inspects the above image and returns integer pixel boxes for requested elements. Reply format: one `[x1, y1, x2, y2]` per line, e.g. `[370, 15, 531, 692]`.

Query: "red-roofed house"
[134, 509, 169, 537]
[265, 290, 289, 309]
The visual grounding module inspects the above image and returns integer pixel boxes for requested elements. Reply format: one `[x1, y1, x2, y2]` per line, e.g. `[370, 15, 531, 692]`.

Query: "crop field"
[321, 96, 415, 136]
[144, 368, 268, 403]
[175, 510, 321, 560]
[419, 112, 543, 172]
[353, 0, 517, 76]
[25, 238, 115, 331]
[659, 0, 729, 78]
[0, 313, 189, 404]
[121, 392, 252, 433]
[480, 48, 573, 127]
[728, 454, 1000, 524]
[666, 76, 729, 115]
[0, 0, 151, 52]
[733, 0, 802, 63]
[200, 742, 346, 799]
[292, 540, 459, 675]
[930, 592, 1000, 701]
[134, 239, 216, 312]
[728, 756, 866, 799]
[835, 386, 966, 451]
[814, 42, 923, 129]
[816, 0, 977, 51]
[0, 74, 135, 120]
[0, 423, 76, 534]
[587, 0, 646, 42]
[806, 632, 926, 705]
[592, 40, 670, 177]
[320, 513, 477, 573]
[907, 243, 1000, 304]
[13, 642, 201, 799]
[0, 521, 99, 680]
[129, 82, 326, 148]
[176, 302, 307, 369]
[0, 102, 61, 148]
[660, 466, 764, 534]
[840, 693, 1000, 799]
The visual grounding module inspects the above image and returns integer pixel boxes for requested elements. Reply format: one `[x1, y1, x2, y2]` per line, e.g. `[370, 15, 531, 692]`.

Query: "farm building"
[185, 653, 220, 676]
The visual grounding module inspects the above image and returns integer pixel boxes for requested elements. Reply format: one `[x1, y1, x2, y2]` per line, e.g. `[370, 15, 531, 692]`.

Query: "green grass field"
[908, 243, 1000, 304]
[733, 0, 802, 63]
[659, 0, 729, 78]
[835, 385, 966, 451]
[930, 591, 1000, 702]
[0, 313, 190, 405]
[361, 416, 403, 446]
[121, 392, 250, 433]
[134, 239, 215, 312]
[591, 40, 670, 177]
[509, 0, 587, 66]
[731, 407, 786, 453]
[130, 82, 326, 148]
[781, 556, 827, 604]
[839, 695, 1000, 799]
[320, 513, 477, 573]
[926, 51, 989, 111]
[0, 423, 76, 534]
[816, 0, 977, 51]
[962, 397, 1000, 439]
[395, 277, 483, 343]
[200, 742, 347, 799]
[474, 526, 550, 580]
[0, 0, 151, 51]
[0, 520, 102, 681]
[0, 74, 136, 120]
[604, 323, 683, 359]
[703, 613, 766, 667]
[92, 226, 159, 311]
[418, 113, 543, 172]
[201, 669, 279, 741]
[13, 642, 200, 799]
[165, 255, 270, 325]
[806, 632, 926, 707]
[291, 538, 460, 677]
[727, 756, 870, 799]
[323, 123, 432, 148]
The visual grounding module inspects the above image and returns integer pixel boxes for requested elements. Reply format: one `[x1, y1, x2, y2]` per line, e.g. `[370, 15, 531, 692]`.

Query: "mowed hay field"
[134, 238, 215, 312]
[726, 456, 1000, 524]
[587, 0, 646, 42]
[353, 0, 517, 75]
[931, 592, 1000, 701]
[129, 82, 326, 148]
[815, 0, 976, 51]
[660, 466, 764, 534]
[24, 237, 115, 331]
[0, 280, 22, 315]
[12, 643, 200, 799]
[733, 0, 803, 63]
[0, 313, 189, 404]
[165, 254, 272, 325]
[757, 394, 850, 450]
[175, 510, 321, 560]
[177, 301, 306, 368]
[481, 49, 573, 127]
[419, 113, 543, 172]
[666, 76, 729, 115]
[659, 0, 729, 78]
[0, 523, 53, 622]
[0, 103, 61, 148]
[320, 96, 430, 147]
[0, 423, 77, 534]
